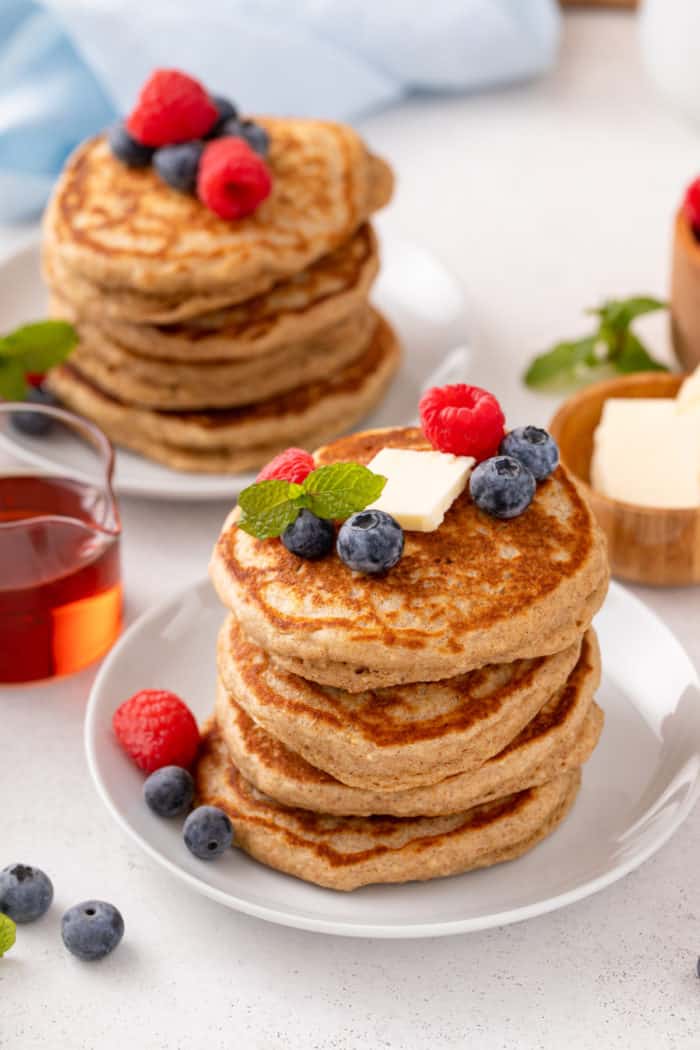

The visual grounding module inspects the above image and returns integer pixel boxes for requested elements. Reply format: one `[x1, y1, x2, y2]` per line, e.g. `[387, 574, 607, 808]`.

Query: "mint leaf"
[1, 320, 77, 372]
[524, 337, 597, 390]
[0, 357, 28, 401]
[615, 330, 668, 374]
[589, 296, 667, 330]
[303, 462, 386, 520]
[0, 913, 16, 957]
[238, 479, 306, 540]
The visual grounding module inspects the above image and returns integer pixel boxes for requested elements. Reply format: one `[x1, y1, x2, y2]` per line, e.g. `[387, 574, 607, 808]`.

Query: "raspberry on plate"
[113, 689, 199, 773]
[419, 383, 505, 461]
[197, 137, 272, 220]
[126, 69, 218, 147]
[256, 447, 315, 484]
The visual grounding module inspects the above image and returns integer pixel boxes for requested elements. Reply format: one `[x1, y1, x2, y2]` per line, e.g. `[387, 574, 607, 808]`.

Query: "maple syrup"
[0, 474, 122, 683]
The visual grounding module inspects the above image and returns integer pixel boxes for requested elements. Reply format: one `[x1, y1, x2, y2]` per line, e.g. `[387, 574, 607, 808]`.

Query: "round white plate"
[86, 579, 700, 939]
[0, 227, 471, 501]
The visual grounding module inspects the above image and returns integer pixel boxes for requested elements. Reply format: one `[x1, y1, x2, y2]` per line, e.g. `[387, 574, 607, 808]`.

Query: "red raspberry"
[113, 689, 199, 773]
[256, 447, 315, 484]
[419, 384, 505, 461]
[197, 137, 272, 221]
[126, 69, 218, 147]
[683, 177, 700, 235]
[26, 372, 45, 388]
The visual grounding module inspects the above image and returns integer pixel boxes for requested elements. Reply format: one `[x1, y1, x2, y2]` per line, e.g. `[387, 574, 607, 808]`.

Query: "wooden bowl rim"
[675, 206, 700, 264]
[548, 370, 700, 520]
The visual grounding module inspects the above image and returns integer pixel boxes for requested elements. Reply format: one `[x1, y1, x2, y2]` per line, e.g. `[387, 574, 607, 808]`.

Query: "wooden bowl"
[549, 372, 700, 587]
[671, 208, 700, 372]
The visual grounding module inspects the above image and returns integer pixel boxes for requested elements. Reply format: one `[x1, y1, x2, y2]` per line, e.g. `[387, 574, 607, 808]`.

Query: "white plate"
[86, 579, 700, 939]
[0, 229, 471, 501]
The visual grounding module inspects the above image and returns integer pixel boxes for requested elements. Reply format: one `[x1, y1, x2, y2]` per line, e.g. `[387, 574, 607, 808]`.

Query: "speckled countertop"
[2, 12, 700, 1049]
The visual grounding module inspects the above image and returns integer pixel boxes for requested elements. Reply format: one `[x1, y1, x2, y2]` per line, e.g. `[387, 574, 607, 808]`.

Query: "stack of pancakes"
[42, 119, 398, 473]
[200, 426, 610, 891]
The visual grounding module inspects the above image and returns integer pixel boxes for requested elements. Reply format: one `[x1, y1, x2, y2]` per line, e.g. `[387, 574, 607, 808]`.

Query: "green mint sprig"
[0, 320, 78, 401]
[238, 462, 387, 540]
[0, 913, 16, 957]
[524, 295, 668, 392]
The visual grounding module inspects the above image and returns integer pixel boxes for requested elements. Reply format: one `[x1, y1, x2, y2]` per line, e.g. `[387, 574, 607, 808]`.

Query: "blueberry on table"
[10, 387, 58, 438]
[0, 864, 53, 923]
[183, 806, 233, 860]
[336, 510, 404, 574]
[153, 141, 204, 194]
[144, 765, 194, 818]
[469, 456, 536, 520]
[282, 510, 335, 560]
[500, 426, 559, 481]
[61, 900, 124, 961]
[107, 122, 154, 167]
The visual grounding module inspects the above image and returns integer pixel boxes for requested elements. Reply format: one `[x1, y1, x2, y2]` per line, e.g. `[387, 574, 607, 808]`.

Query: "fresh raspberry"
[256, 447, 315, 484]
[26, 372, 45, 388]
[683, 177, 700, 235]
[419, 384, 506, 461]
[197, 137, 272, 221]
[113, 689, 199, 773]
[126, 69, 218, 147]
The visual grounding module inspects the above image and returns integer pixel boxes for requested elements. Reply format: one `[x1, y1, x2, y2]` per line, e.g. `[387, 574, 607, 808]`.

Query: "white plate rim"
[85, 577, 700, 939]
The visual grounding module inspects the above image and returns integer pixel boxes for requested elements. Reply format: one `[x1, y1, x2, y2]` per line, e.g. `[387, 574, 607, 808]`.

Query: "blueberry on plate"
[209, 95, 239, 135]
[218, 117, 270, 157]
[62, 900, 124, 961]
[469, 455, 536, 520]
[282, 510, 334, 560]
[336, 510, 404, 574]
[107, 122, 154, 168]
[11, 386, 59, 438]
[500, 426, 559, 481]
[0, 864, 53, 924]
[153, 141, 204, 194]
[183, 806, 233, 860]
[144, 765, 194, 818]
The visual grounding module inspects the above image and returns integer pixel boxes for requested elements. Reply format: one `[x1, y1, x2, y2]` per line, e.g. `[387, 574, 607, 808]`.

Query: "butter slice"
[677, 364, 700, 412]
[591, 398, 700, 509]
[366, 448, 474, 531]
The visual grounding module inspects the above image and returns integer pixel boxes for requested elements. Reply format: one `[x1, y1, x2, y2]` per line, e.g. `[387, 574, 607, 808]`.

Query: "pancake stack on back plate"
[42, 119, 399, 473]
[201, 426, 610, 891]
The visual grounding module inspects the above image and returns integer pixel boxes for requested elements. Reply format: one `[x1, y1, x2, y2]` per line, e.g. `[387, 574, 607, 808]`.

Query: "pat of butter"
[677, 364, 700, 412]
[366, 448, 474, 531]
[591, 398, 700, 509]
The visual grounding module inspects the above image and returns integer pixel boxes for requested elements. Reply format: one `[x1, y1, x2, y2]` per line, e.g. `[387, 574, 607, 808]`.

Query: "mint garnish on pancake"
[238, 462, 386, 540]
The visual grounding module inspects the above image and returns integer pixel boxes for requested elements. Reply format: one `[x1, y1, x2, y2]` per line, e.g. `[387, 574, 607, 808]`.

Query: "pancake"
[217, 618, 598, 791]
[46, 315, 401, 473]
[62, 306, 376, 410]
[214, 667, 602, 816]
[47, 223, 379, 346]
[43, 119, 393, 309]
[194, 725, 582, 891]
[210, 428, 610, 689]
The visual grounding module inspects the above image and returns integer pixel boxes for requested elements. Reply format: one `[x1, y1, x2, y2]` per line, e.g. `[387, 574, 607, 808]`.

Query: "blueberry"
[500, 427, 559, 481]
[336, 510, 404, 575]
[183, 806, 233, 860]
[153, 141, 204, 194]
[62, 900, 124, 961]
[209, 95, 239, 135]
[282, 510, 334, 560]
[11, 386, 59, 437]
[144, 766, 194, 818]
[469, 455, 536, 520]
[107, 122, 153, 168]
[0, 864, 53, 923]
[218, 118, 270, 157]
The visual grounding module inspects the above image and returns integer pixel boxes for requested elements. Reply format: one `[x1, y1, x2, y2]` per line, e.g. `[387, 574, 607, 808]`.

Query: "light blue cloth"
[0, 0, 561, 220]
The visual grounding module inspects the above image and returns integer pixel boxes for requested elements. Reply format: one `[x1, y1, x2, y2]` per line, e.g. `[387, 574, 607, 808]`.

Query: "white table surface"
[3, 11, 700, 1049]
